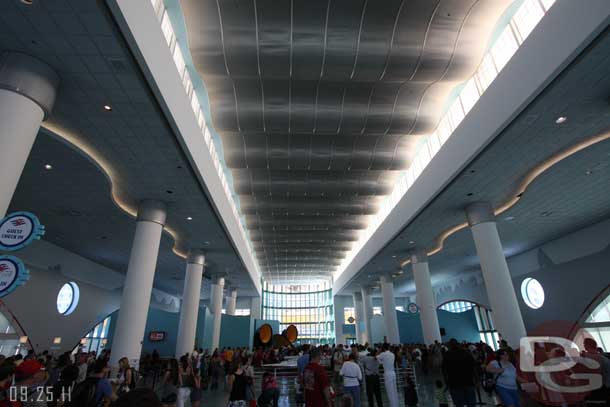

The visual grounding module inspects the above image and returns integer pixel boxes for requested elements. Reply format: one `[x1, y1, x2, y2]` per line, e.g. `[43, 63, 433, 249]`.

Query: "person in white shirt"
[340, 353, 363, 407]
[377, 343, 399, 407]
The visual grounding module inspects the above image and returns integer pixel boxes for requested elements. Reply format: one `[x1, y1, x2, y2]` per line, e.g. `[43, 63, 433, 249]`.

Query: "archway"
[579, 284, 610, 351]
[437, 299, 499, 349]
[0, 300, 31, 356]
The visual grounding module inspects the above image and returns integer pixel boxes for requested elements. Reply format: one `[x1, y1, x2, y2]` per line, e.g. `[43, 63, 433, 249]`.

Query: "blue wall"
[197, 307, 214, 351]
[219, 314, 253, 349]
[438, 309, 480, 343]
[107, 306, 215, 357]
[370, 309, 480, 344]
[141, 308, 179, 356]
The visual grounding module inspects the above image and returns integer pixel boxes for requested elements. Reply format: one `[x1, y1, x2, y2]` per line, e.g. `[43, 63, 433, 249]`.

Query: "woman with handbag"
[227, 358, 253, 407]
[486, 349, 521, 407]
[117, 357, 135, 395]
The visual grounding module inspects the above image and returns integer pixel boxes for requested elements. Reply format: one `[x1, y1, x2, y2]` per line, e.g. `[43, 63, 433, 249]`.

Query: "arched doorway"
[72, 313, 114, 356]
[437, 299, 499, 349]
[0, 300, 31, 356]
[580, 285, 610, 351]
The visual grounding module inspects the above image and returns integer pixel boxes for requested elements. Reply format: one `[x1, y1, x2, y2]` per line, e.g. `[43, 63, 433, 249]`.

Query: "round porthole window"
[521, 278, 544, 309]
[57, 282, 79, 315]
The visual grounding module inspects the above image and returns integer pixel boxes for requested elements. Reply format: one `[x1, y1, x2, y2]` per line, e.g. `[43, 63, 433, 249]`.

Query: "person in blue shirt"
[297, 345, 311, 376]
[92, 359, 116, 405]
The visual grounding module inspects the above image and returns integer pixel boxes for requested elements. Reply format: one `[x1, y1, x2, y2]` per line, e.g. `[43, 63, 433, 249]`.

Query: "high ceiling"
[341, 24, 610, 296]
[0, 0, 257, 298]
[180, 0, 513, 282]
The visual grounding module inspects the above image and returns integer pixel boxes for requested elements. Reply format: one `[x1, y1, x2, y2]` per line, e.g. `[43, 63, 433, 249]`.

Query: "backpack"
[483, 361, 502, 394]
[67, 377, 102, 407]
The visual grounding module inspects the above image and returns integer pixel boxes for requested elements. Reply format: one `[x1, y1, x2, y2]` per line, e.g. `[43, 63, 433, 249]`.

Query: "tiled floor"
[187, 369, 497, 406]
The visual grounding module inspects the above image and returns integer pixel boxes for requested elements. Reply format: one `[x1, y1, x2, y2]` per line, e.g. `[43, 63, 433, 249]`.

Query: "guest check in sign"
[0, 256, 30, 298]
[0, 212, 43, 297]
[0, 211, 45, 251]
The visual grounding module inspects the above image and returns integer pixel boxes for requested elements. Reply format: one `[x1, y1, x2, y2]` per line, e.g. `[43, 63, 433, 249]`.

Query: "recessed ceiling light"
[20, 0, 33, 4]
[505, 216, 515, 221]
[103, 105, 112, 111]
[392, 255, 397, 258]
[186, 216, 193, 221]
[44, 164, 53, 170]
[204, 241, 211, 245]
[555, 116, 567, 124]
[585, 170, 593, 176]
[409, 241, 415, 245]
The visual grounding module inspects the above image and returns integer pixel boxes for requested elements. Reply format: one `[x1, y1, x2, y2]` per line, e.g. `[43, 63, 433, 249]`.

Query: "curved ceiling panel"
[181, 0, 512, 281]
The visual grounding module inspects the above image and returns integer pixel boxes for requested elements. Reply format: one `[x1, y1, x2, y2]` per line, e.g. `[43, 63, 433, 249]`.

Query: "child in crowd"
[404, 376, 418, 407]
[435, 380, 449, 407]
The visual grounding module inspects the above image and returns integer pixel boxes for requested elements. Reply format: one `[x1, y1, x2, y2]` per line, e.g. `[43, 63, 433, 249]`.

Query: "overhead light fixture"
[103, 105, 112, 111]
[392, 255, 397, 258]
[505, 216, 515, 221]
[20, 0, 33, 4]
[409, 241, 415, 245]
[555, 116, 567, 124]
[186, 216, 193, 221]
[44, 164, 53, 170]
[585, 170, 593, 176]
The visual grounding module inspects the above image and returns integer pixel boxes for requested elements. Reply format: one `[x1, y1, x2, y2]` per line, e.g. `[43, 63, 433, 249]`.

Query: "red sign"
[149, 331, 166, 342]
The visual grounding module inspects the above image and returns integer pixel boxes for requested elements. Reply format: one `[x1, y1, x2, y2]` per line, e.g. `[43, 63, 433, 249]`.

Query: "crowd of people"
[0, 336, 607, 407]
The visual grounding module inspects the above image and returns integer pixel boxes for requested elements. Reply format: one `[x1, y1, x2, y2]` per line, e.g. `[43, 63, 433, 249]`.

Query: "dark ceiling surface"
[0, 0, 257, 298]
[181, 0, 513, 282]
[343, 24, 610, 295]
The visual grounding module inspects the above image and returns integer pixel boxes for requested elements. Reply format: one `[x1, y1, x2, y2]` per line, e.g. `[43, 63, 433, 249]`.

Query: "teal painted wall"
[107, 306, 215, 358]
[141, 308, 179, 357]
[370, 309, 480, 344]
[438, 309, 480, 343]
[104, 311, 283, 357]
[219, 314, 252, 349]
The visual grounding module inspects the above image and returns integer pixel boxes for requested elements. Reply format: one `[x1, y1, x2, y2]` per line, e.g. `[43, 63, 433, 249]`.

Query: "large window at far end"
[262, 281, 334, 345]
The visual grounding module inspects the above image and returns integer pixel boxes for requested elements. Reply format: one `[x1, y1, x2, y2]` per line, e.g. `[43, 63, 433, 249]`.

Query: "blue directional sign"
[0, 256, 30, 298]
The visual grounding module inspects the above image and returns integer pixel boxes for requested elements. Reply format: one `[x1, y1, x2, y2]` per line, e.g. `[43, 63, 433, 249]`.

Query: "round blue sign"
[0, 255, 29, 297]
[0, 212, 45, 251]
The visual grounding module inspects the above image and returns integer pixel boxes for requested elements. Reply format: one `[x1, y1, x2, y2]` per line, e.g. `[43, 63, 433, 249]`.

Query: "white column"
[360, 286, 373, 345]
[210, 276, 225, 350]
[110, 200, 166, 368]
[352, 292, 364, 344]
[175, 250, 205, 358]
[333, 296, 344, 345]
[411, 251, 442, 345]
[466, 202, 526, 347]
[380, 274, 400, 344]
[226, 288, 237, 316]
[0, 52, 59, 217]
[250, 296, 262, 319]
